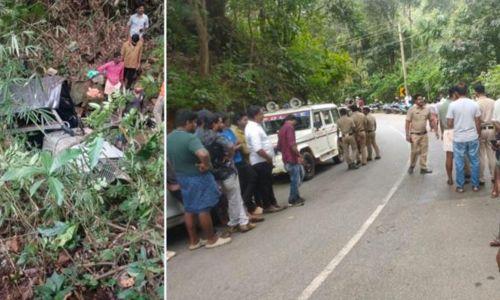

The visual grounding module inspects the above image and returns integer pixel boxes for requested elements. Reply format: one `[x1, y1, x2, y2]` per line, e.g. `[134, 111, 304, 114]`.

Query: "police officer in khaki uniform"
[363, 107, 381, 160]
[350, 105, 368, 166]
[405, 94, 439, 174]
[338, 108, 359, 170]
[474, 84, 496, 185]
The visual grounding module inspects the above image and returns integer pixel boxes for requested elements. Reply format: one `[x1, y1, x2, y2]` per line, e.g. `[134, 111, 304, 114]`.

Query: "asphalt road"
[166, 114, 500, 300]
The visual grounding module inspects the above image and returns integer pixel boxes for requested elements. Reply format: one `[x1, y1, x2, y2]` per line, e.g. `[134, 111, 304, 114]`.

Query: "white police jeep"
[263, 103, 343, 180]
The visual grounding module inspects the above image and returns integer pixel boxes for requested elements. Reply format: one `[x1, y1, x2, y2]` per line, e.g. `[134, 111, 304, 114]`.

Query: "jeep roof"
[264, 103, 338, 118]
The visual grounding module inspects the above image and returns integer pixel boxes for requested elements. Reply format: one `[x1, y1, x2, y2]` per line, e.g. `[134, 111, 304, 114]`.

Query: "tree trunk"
[188, 0, 210, 76]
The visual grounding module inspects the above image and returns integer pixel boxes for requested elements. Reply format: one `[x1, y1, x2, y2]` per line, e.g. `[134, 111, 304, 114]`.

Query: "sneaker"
[249, 214, 265, 223]
[473, 186, 480, 192]
[205, 236, 232, 249]
[289, 198, 305, 207]
[188, 239, 207, 250]
[227, 226, 240, 234]
[420, 169, 433, 174]
[239, 223, 256, 233]
[408, 167, 414, 174]
[456, 187, 465, 193]
[253, 207, 264, 215]
[264, 205, 287, 213]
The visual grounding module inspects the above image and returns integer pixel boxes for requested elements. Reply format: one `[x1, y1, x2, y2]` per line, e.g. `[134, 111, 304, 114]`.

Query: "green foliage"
[35, 271, 73, 300]
[478, 65, 500, 99]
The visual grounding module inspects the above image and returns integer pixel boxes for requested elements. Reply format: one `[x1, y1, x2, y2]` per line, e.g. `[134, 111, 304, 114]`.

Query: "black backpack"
[204, 137, 234, 181]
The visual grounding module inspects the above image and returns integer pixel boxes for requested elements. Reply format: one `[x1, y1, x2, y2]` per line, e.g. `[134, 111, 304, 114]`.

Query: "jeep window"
[313, 111, 322, 129]
[321, 110, 333, 125]
[263, 110, 311, 135]
[331, 109, 340, 123]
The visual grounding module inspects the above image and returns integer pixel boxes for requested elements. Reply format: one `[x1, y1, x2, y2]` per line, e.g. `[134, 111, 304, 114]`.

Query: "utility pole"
[398, 23, 409, 99]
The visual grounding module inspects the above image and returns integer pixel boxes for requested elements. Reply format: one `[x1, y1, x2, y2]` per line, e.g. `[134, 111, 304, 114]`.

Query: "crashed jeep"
[1, 75, 129, 182]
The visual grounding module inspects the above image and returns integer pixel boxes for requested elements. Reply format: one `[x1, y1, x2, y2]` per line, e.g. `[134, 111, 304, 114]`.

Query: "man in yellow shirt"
[121, 34, 143, 89]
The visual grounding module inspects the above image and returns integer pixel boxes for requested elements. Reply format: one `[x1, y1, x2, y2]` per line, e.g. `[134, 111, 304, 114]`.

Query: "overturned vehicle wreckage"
[1, 76, 130, 183]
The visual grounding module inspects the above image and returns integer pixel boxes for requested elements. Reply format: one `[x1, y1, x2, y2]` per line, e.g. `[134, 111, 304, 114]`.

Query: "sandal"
[490, 239, 500, 247]
[188, 239, 207, 250]
[491, 190, 498, 198]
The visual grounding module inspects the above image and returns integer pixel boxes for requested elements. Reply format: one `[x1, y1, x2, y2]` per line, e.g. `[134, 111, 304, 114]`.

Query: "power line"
[329, 26, 397, 48]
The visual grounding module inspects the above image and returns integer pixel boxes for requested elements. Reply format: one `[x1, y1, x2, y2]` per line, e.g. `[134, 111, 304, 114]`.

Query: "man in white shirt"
[474, 84, 496, 185]
[447, 83, 482, 193]
[127, 4, 149, 38]
[245, 105, 285, 213]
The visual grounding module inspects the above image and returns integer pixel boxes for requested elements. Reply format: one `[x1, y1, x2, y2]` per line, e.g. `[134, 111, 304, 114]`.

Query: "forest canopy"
[167, 0, 499, 113]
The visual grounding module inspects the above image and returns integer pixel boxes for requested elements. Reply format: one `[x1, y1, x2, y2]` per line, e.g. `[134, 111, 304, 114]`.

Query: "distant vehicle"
[1, 76, 129, 183]
[263, 103, 343, 180]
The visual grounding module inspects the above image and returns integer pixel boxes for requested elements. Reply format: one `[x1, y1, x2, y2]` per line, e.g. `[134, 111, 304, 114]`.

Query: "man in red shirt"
[277, 114, 305, 206]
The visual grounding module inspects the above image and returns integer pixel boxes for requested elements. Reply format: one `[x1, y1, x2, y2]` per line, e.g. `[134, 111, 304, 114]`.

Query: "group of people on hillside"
[406, 83, 500, 195]
[95, 3, 148, 98]
[167, 105, 313, 249]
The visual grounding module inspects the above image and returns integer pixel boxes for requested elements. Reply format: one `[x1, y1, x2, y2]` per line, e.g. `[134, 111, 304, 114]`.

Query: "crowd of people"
[166, 101, 387, 250]
[167, 105, 319, 249]
[166, 81, 499, 251]
[406, 83, 500, 195]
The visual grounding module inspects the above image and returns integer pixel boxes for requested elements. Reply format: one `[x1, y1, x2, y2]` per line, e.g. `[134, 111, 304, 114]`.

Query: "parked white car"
[263, 103, 343, 180]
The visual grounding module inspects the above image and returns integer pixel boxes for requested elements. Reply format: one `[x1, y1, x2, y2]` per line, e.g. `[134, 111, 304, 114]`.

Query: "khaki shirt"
[366, 114, 377, 132]
[476, 96, 495, 124]
[406, 105, 430, 133]
[231, 125, 250, 162]
[351, 111, 367, 132]
[337, 115, 356, 135]
[121, 40, 143, 69]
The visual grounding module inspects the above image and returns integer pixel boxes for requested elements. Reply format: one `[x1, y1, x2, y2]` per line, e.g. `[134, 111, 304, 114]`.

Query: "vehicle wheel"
[333, 147, 344, 164]
[302, 151, 315, 181]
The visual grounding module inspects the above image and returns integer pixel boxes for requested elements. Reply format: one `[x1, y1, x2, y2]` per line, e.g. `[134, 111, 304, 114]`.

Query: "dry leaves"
[5, 236, 21, 253]
[118, 274, 135, 288]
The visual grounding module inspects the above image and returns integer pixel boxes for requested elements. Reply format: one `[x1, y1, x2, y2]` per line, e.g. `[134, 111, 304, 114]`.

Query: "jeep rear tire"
[302, 151, 315, 181]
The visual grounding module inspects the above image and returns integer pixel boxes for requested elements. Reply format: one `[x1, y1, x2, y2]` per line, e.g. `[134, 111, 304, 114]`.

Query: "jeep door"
[312, 110, 329, 156]
[321, 109, 338, 152]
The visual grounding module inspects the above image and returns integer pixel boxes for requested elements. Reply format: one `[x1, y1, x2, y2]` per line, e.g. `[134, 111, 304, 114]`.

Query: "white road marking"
[298, 126, 408, 300]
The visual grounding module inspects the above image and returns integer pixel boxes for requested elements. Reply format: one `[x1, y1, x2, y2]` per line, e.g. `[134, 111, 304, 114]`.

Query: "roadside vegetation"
[0, 1, 164, 299]
[167, 0, 499, 117]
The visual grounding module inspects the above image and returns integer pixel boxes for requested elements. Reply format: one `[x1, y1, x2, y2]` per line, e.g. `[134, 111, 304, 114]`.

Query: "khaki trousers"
[342, 135, 358, 165]
[356, 131, 367, 164]
[410, 134, 428, 169]
[479, 128, 496, 181]
[366, 131, 380, 159]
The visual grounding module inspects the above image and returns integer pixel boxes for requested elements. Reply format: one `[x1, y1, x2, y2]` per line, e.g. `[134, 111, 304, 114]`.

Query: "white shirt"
[128, 13, 149, 37]
[493, 99, 500, 122]
[245, 120, 274, 165]
[446, 97, 481, 143]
